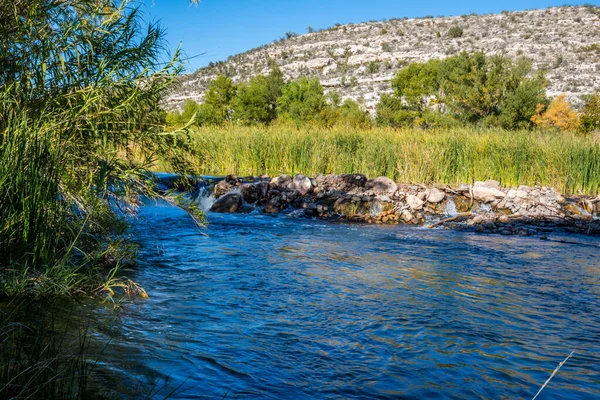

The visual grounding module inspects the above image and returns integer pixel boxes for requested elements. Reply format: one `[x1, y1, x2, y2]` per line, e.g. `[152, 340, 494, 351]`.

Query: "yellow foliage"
[531, 94, 580, 131]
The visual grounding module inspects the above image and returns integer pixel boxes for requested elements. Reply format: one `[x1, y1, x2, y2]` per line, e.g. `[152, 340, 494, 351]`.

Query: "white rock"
[306, 58, 333, 69]
[291, 174, 312, 195]
[472, 186, 506, 203]
[426, 188, 446, 203]
[365, 177, 397, 195]
[406, 195, 425, 210]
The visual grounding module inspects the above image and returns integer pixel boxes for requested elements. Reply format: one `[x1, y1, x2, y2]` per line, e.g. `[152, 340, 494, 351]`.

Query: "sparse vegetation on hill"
[167, 6, 600, 112]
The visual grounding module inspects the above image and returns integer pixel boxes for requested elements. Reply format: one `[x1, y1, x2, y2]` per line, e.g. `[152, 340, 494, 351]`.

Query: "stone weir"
[163, 174, 600, 236]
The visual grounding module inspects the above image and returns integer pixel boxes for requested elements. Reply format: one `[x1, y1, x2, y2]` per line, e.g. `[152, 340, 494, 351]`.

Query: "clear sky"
[142, 0, 598, 73]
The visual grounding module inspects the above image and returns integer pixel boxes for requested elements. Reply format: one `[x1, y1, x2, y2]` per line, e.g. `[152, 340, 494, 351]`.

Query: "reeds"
[182, 124, 600, 195]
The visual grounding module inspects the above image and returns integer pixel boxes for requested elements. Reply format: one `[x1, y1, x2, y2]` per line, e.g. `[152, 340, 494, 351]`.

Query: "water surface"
[96, 199, 600, 398]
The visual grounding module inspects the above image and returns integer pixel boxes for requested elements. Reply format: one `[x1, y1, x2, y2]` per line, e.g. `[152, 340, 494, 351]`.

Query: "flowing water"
[24, 196, 597, 399]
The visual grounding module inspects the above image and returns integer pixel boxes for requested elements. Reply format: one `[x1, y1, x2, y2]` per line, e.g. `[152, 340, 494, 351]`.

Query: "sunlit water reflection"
[97, 198, 600, 398]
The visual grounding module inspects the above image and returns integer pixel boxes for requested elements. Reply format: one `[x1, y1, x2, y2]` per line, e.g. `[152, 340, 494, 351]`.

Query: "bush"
[580, 92, 600, 133]
[375, 94, 418, 127]
[367, 61, 380, 74]
[531, 94, 580, 131]
[338, 99, 372, 129]
[378, 52, 547, 129]
[181, 99, 200, 124]
[232, 65, 284, 125]
[197, 75, 236, 125]
[447, 26, 464, 38]
[278, 77, 327, 124]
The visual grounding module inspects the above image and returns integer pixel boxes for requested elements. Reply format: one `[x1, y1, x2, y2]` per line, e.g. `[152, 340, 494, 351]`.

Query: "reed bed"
[180, 125, 600, 195]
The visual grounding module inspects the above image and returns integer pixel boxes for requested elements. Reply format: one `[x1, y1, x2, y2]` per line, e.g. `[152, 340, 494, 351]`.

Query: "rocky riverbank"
[160, 173, 600, 236]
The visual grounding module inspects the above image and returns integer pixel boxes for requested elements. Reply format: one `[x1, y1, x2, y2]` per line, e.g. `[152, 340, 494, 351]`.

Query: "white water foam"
[444, 198, 459, 217]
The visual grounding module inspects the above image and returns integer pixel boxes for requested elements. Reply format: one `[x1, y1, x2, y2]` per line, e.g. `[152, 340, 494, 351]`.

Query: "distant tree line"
[166, 52, 600, 133]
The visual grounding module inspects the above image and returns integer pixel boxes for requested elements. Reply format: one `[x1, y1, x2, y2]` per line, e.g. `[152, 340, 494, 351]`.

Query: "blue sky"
[142, 0, 598, 72]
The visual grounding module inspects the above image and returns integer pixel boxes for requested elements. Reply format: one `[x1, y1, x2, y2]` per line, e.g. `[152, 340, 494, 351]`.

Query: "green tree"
[375, 93, 418, 127]
[198, 75, 237, 125]
[278, 77, 327, 124]
[181, 99, 200, 123]
[580, 92, 600, 133]
[437, 52, 547, 125]
[391, 60, 440, 110]
[232, 65, 284, 125]
[338, 99, 372, 129]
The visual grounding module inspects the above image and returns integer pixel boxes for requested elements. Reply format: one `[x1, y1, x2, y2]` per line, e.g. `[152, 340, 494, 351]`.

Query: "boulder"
[365, 177, 397, 195]
[209, 192, 243, 213]
[214, 180, 233, 198]
[475, 180, 501, 189]
[240, 182, 269, 204]
[401, 210, 414, 223]
[270, 175, 292, 189]
[314, 174, 367, 192]
[406, 195, 425, 210]
[472, 182, 506, 202]
[426, 188, 446, 203]
[264, 196, 284, 213]
[291, 174, 312, 195]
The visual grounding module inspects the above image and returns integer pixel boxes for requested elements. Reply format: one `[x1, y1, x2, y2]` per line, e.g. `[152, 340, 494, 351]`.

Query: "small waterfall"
[444, 198, 459, 217]
[194, 186, 216, 212]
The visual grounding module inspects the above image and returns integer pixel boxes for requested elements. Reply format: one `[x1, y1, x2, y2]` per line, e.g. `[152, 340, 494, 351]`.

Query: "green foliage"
[438, 53, 547, 125]
[375, 94, 419, 127]
[0, 0, 193, 297]
[328, 91, 343, 107]
[166, 111, 183, 125]
[186, 125, 600, 195]
[198, 75, 237, 125]
[447, 26, 464, 38]
[580, 92, 600, 133]
[278, 77, 327, 124]
[378, 52, 547, 129]
[338, 99, 372, 129]
[181, 99, 200, 123]
[367, 61, 380, 74]
[232, 65, 284, 125]
[391, 61, 440, 110]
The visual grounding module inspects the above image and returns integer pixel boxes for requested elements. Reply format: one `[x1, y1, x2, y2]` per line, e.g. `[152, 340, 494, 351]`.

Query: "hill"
[166, 6, 600, 112]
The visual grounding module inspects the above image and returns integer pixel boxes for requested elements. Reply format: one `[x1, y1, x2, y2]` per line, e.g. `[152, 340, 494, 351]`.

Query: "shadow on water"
[7, 198, 600, 398]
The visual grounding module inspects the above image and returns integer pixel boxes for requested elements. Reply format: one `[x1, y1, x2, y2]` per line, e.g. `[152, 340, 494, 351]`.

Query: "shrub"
[381, 42, 392, 52]
[531, 94, 580, 131]
[338, 99, 372, 129]
[198, 75, 237, 125]
[181, 99, 200, 124]
[580, 92, 600, 133]
[375, 93, 418, 127]
[278, 77, 327, 124]
[367, 61, 380, 74]
[231, 64, 283, 125]
[447, 26, 464, 38]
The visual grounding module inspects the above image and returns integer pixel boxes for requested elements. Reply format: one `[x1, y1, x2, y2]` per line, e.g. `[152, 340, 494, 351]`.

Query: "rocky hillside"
[167, 6, 600, 112]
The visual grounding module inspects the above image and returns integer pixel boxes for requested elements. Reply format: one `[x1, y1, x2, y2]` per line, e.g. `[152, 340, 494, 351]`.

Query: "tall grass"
[0, 1, 194, 298]
[181, 125, 600, 195]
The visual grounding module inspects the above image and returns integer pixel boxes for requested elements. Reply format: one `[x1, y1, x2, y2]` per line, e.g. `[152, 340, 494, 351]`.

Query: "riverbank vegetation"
[162, 125, 600, 196]
[165, 52, 600, 134]
[0, 0, 192, 298]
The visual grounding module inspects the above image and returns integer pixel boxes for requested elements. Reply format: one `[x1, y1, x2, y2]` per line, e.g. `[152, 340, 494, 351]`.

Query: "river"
[71, 197, 600, 399]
